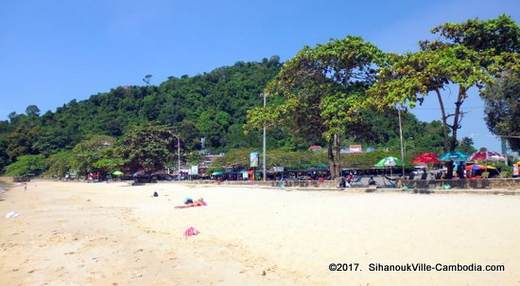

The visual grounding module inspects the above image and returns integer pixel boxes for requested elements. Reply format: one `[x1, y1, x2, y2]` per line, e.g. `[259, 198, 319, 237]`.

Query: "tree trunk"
[449, 86, 466, 151]
[435, 88, 450, 152]
[327, 134, 341, 179]
[334, 134, 341, 178]
[328, 138, 335, 178]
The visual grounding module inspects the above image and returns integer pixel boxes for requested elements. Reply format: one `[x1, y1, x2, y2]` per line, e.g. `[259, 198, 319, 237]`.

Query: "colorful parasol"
[412, 152, 440, 165]
[439, 151, 468, 162]
[468, 150, 506, 162]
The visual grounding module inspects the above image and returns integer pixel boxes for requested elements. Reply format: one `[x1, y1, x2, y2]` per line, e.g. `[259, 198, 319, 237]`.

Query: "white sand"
[1, 180, 519, 285]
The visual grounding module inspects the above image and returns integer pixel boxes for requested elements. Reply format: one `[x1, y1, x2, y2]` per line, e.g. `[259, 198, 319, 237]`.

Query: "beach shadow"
[412, 189, 433, 194]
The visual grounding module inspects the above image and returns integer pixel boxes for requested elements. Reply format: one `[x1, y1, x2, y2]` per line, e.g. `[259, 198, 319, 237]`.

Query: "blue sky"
[1, 0, 519, 150]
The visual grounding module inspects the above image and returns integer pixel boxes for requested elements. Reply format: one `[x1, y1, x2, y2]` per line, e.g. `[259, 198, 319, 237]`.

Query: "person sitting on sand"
[338, 176, 346, 189]
[175, 198, 207, 208]
[384, 175, 397, 188]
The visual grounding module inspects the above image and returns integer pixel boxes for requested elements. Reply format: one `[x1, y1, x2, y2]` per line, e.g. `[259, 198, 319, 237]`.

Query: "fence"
[183, 178, 520, 190]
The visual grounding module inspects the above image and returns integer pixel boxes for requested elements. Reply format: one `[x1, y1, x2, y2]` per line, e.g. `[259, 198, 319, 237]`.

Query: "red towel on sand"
[184, 226, 199, 237]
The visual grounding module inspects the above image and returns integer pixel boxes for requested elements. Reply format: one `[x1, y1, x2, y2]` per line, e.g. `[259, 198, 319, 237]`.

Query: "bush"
[5, 155, 47, 177]
[211, 147, 414, 171]
[45, 151, 75, 178]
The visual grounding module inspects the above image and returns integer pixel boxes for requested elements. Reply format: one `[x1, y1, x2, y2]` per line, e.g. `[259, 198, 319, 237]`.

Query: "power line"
[411, 106, 485, 111]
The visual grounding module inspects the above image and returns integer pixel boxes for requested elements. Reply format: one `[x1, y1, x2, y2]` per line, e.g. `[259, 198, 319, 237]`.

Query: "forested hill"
[0, 57, 281, 158]
[0, 56, 445, 171]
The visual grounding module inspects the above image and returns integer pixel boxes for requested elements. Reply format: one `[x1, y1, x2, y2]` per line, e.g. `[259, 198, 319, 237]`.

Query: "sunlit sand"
[1, 181, 519, 285]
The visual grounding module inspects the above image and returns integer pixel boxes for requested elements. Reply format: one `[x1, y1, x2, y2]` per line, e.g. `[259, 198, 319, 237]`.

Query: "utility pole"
[397, 106, 405, 176]
[177, 136, 181, 181]
[170, 132, 181, 181]
[262, 93, 267, 182]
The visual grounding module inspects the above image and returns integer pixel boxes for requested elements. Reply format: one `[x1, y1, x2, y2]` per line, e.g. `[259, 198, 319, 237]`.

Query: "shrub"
[5, 155, 47, 177]
[45, 151, 75, 178]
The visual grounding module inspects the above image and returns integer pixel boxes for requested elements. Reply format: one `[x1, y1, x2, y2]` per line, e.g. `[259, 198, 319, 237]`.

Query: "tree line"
[2, 16, 519, 177]
[247, 15, 520, 177]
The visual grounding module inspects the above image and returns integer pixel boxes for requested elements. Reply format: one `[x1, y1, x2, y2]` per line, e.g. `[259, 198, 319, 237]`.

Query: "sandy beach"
[1, 181, 519, 285]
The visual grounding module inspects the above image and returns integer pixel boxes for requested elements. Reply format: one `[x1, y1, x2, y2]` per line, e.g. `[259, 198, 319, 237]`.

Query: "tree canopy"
[482, 71, 520, 151]
[120, 123, 178, 172]
[247, 36, 387, 177]
[0, 55, 447, 175]
[8, 13, 517, 176]
[369, 15, 520, 152]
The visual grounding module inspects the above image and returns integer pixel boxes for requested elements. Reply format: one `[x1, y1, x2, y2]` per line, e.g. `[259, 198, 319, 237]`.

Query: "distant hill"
[0, 56, 445, 171]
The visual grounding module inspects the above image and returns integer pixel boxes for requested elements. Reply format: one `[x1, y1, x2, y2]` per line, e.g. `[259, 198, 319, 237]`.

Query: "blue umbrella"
[439, 151, 468, 162]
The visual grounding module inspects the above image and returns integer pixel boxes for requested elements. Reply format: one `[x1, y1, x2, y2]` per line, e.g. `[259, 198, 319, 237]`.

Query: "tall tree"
[456, 137, 476, 154]
[247, 36, 385, 177]
[0, 138, 10, 172]
[25, 105, 41, 117]
[369, 15, 520, 152]
[482, 71, 520, 151]
[421, 14, 520, 54]
[369, 45, 489, 151]
[120, 123, 179, 172]
[45, 151, 75, 178]
[72, 135, 118, 175]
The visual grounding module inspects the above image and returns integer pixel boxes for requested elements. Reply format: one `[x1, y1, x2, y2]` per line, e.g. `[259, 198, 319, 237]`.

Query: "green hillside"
[0, 56, 445, 174]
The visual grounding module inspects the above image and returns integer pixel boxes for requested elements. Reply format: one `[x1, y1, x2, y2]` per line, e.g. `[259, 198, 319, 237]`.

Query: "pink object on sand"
[184, 226, 200, 238]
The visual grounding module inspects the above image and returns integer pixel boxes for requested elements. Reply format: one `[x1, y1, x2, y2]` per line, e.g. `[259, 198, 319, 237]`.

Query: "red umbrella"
[468, 150, 506, 162]
[412, 152, 440, 165]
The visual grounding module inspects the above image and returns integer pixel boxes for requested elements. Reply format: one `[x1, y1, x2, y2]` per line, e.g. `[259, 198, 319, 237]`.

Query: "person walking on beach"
[456, 162, 465, 179]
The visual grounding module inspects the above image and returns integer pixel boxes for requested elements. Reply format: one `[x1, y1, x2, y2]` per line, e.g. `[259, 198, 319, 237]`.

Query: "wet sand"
[1, 180, 519, 285]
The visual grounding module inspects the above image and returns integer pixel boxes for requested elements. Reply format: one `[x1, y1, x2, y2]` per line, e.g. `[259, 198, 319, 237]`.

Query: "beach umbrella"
[439, 151, 468, 162]
[469, 150, 506, 162]
[112, 170, 124, 176]
[466, 164, 497, 170]
[375, 156, 403, 167]
[466, 164, 498, 177]
[466, 164, 484, 171]
[412, 152, 440, 165]
[314, 163, 329, 170]
[375, 156, 402, 177]
[211, 171, 224, 176]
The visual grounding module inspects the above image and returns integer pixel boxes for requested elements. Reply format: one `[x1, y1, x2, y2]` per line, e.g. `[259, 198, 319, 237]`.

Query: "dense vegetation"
[0, 57, 446, 176]
[482, 71, 520, 151]
[248, 15, 519, 177]
[369, 15, 520, 152]
[8, 14, 520, 177]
